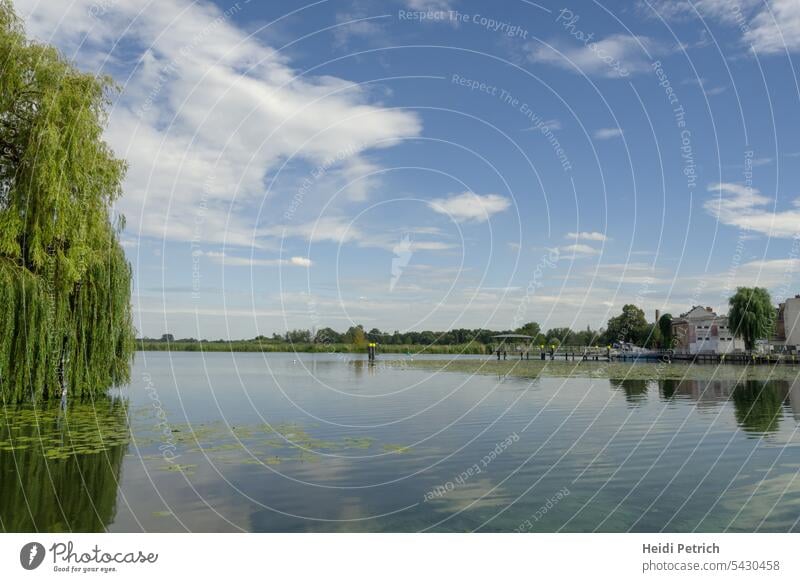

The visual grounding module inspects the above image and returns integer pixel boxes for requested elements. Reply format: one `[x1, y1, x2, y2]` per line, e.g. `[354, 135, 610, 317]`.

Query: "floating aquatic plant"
[126, 416, 416, 468]
[0, 397, 129, 532]
[390, 359, 800, 382]
[383, 444, 411, 454]
[343, 437, 375, 449]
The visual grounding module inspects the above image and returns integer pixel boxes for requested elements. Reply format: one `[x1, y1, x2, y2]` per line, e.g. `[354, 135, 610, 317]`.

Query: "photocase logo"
[20, 542, 46, 570]
[389, 233, 413, 292]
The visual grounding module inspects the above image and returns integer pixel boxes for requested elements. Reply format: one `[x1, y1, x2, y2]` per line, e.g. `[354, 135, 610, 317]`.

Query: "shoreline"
[135, 341, 490, 354]
[384, 358, 800, 382]
[133, 349, 800, 381]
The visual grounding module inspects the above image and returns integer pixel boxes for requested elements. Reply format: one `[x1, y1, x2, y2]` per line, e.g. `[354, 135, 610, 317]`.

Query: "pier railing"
[490, 345, 800, 365]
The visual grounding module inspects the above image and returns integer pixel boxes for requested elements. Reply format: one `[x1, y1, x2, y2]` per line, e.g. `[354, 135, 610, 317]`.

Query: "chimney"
[706, 306, 713, 312]
[655, 309, 660, 323]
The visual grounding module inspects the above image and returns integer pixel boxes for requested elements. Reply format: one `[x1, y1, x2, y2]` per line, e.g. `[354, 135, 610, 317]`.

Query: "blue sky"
[16, 0, 800, 338]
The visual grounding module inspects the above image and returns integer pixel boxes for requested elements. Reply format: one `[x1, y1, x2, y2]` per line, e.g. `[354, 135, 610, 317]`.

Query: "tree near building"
[0, 3, 134, 401]
[657, 313, 673, 348]
[642, 323, 661, 349]
[727, 287, 775, 351]
[514, 322, 541, 338]
[605, 304, 648, 345]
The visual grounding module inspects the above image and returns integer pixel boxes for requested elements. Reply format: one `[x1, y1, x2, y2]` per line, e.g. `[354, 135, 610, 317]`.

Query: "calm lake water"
[3, 352, 800, 532]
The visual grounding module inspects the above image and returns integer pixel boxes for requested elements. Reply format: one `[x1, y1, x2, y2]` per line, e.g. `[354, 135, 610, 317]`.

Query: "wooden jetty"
[489, 335, 800, 366]
[491, 334, 535, 360]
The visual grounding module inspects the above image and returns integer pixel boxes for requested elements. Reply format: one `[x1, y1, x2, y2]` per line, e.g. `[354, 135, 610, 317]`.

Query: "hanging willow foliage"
[0, 1, 134, 402]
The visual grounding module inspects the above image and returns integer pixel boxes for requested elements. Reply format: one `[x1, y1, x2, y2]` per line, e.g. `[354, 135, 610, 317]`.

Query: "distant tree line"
[142, 317, 624, 348]
[142, 287, 780, 353]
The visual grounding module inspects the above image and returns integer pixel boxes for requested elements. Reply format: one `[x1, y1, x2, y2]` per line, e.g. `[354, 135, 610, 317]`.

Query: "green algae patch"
[160, 463, 196, 474]
[125, 415, 413, 469]
[343, 436, 375, 449]
[389, 359, 800, 382]
[0, 400, 130, 460]
[0, 397, 424, 476]
[383, 444, 411, 454]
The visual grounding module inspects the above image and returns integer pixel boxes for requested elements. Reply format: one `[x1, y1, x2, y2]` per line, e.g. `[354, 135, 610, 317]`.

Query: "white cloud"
[204, 251, 312, 268]
[333, 12, 389, 48]
[119, 238, 139, 249]
[262, 217, 360, 244]
[528, 35, 663, 78]
[745, 0, 800, 54]
[702, 85, 728, 96]
[14, 0, 421, 250]
[641, 0, 760, 24]
[406, 0, 455, 10]
[689, 258, 800, 291]
[559, 244, 601, 257]
[288, 256, 312, 267]
[682, 77, 727, 96]
[407, 241, 453, 251]
[541, 119, 562, 131]
[590, 262, 667, 285]
[594, 128, 624, 140]
[704, 182, 800, 238]
[428, 192, 511, 223]
[260, 216, 455, 253]
[523, 118, 562, 132]
[567, 231, 608, 241]
[645, 0, 800, 55]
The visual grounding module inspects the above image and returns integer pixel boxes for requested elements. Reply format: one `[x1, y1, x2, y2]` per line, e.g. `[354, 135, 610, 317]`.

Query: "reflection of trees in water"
[659, 379, 678, 400]
[732, 381, 788, 436]
[658, 379, 735, 407]
[610, 379, 649, 404]
[658, 378, 792, 436]
[0, 397, 129, 532]
[789, 377, 800, 421]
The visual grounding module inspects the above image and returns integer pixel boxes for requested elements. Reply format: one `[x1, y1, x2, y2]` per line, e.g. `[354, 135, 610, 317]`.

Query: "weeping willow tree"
[0, 1, 134, 402]
[728, 287, 775, 352]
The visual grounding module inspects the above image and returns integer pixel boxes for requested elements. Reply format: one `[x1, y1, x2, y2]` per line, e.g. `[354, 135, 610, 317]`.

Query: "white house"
[772, 296, 800, 352]
[672, 306, 744, 355]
